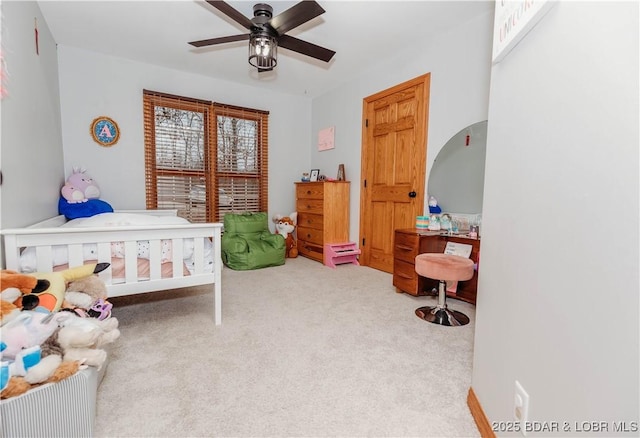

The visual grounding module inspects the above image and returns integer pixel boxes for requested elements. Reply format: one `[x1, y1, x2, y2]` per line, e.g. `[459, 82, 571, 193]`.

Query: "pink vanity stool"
[414, 253, 474, 326]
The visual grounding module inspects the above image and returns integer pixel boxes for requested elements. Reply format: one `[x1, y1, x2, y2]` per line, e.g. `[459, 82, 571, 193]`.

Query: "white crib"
[1, 210, 223, 325]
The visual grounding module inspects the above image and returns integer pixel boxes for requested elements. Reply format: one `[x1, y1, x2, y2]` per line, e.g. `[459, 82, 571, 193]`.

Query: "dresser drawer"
[296, 183, 324, 200]
[297, 212, 324, 230]
[393, 259, 418, 293]
[297, 226, 323, 245]
[394, 232, 420, 263]
[296, 199, 324, 215]
[298, 240, 323, 261]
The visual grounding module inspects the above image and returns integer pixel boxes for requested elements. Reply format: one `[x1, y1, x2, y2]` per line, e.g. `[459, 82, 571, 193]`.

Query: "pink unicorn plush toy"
[61, 167, 101, 203]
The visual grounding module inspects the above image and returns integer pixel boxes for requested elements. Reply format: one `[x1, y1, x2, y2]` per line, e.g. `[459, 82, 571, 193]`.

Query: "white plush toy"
[0, 312, 64, 385]
[55, 314, 120, 368]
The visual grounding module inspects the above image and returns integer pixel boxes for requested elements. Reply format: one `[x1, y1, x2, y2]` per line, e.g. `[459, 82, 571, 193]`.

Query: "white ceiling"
[37, 0, 494, 98]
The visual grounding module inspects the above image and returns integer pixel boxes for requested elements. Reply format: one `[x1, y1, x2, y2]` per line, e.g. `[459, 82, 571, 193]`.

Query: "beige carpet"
[95, 256, 479, 437]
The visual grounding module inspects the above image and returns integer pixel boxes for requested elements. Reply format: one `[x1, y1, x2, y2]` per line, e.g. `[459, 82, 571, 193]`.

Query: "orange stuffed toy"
[273, 213, 298, 258]
[0, 270, 49, 321]
[0, 270, 48, 294]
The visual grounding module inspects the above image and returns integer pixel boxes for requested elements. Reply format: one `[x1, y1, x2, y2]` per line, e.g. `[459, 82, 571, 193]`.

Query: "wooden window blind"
[143, 90, 269, 223]
[213, 103, 269, 222]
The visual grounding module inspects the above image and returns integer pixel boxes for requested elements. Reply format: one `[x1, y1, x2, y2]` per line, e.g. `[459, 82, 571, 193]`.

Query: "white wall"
[311, 11, 493, 241]
[473, 1, 639, 432]
[0, 1, 64, 229]
[56, 45, 312, 222]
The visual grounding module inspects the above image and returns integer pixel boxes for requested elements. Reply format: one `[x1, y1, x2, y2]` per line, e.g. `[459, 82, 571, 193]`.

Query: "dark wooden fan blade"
[278, 34, 335, 63]
[269, 1, 325, 35]
[206, 0, 253, 29]
[189, 33, 250, 47]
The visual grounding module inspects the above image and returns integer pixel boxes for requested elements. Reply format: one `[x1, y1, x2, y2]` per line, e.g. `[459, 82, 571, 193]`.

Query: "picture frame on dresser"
[309, 169, 320, 182]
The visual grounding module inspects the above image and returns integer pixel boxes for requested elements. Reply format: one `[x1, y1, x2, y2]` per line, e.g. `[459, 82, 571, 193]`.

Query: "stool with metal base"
[414, 253, 475, 326]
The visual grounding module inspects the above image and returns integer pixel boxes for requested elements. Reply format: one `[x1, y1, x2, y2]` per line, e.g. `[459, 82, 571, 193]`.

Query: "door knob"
[408, 191, 417, 198]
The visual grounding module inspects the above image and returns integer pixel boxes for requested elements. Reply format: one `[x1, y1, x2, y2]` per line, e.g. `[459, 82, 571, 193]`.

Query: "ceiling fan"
[189, 0, 336, 72]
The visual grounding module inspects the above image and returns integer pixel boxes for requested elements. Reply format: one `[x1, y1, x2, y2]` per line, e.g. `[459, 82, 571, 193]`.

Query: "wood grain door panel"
[359, 74, 430, 273]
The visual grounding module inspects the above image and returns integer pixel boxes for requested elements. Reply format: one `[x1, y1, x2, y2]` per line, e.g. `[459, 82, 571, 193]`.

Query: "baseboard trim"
[468, 387, 496, 438]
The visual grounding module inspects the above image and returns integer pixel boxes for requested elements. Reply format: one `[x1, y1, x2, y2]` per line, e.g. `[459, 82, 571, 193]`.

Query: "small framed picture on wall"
[310, 169, 320, 182]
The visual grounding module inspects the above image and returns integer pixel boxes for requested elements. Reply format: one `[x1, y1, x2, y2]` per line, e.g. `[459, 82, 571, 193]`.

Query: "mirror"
[428, 120, 487, 214]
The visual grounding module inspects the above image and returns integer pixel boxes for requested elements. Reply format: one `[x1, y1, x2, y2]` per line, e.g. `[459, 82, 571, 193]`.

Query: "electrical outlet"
[514, 380, 530, 436]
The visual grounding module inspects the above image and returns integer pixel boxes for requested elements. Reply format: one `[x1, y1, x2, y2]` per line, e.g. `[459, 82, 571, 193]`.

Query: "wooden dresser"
[393, 228, 481, 304]
[295, 181, 350, 262]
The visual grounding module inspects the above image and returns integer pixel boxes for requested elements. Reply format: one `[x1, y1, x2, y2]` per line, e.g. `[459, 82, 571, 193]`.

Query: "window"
[143, 90, 269, 223]
[214, 104, 269, 223]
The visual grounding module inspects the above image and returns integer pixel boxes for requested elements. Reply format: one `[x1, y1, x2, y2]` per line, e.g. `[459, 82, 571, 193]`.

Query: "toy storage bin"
[1, 358, 108, 437]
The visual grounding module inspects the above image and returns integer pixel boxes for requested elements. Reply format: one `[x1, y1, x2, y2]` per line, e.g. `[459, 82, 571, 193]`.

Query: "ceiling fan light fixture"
[190, 1, 334, 70]
[248, 32, 277, 71]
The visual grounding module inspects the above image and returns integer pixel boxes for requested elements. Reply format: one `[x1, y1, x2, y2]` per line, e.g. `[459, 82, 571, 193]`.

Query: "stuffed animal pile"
[273, 212, 298, 258]
[0, 267, 120, 399]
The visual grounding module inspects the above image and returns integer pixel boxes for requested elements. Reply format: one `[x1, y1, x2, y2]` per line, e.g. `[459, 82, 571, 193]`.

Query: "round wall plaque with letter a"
[90, 116, 120, 147]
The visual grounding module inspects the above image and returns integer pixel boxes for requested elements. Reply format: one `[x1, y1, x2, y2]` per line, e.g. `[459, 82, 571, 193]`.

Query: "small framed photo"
[310, 169, 320, 182]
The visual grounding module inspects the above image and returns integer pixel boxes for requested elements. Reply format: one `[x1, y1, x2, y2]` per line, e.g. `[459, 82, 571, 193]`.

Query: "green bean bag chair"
[221, 212, 286, 270]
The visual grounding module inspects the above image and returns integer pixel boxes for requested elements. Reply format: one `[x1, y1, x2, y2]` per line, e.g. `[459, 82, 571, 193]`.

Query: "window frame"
[143, 90, 269, 223]
[213, 103, 269, 222]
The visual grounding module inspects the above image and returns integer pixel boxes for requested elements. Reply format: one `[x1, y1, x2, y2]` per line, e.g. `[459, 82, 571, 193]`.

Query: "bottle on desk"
[469, 214, 481, 238]
[428, 214, 441, 231]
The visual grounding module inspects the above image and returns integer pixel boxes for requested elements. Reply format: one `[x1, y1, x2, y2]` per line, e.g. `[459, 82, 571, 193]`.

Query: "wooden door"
[359, 74, 430, 273]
